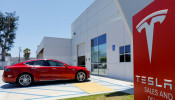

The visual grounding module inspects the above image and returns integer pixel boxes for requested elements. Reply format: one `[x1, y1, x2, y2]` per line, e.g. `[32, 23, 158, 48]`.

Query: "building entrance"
[78, 56, 85, 67]
[77, 43, 86, 67]
[91, 34, 107, 76]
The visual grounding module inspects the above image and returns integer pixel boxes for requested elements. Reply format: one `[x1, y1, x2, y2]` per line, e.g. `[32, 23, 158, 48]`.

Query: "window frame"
[24, 60, 46, 66]
[119, 45, 131, 63]
[91, 34, 107, 74]
[46, 60, 64, 67]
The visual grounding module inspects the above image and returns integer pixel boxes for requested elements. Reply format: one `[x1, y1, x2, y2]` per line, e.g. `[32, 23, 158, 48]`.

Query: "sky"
[1, 0, 94, 57]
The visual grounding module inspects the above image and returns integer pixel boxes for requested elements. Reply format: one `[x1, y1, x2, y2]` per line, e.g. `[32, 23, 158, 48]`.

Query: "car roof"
[22, 59, 66, 64]
[13, 59, 69, 66]
[24, 59, 60, 62]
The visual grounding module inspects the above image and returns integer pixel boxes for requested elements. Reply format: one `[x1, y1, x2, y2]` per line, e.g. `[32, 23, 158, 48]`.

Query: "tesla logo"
[136, 9, 168, 63]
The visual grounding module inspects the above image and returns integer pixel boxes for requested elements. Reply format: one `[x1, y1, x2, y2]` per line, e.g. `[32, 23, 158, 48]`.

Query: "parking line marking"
[24, 92, 87, 100]
[0, 90, 46, 97]
[28, 87, 85, 93]
[91, 78, 132, 88]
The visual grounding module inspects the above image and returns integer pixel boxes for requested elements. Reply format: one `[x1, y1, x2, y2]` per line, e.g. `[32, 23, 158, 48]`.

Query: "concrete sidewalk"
[0, 70, 133, 100]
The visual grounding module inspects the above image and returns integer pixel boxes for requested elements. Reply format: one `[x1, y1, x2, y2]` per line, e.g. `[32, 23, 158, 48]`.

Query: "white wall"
[115, 0, 153, 35]
[0, 55, 11, 69]
[37, 37, 72, 65]
[36, 38, 45, 55]
[77, 43, 85, 57]
[71, 0, 133, 81]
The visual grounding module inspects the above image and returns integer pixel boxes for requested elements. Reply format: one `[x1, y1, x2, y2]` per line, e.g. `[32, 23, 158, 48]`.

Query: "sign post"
[133, 0, 175, 100]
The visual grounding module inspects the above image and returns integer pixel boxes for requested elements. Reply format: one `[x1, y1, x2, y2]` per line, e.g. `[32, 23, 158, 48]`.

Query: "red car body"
[2, 59, 90, 85]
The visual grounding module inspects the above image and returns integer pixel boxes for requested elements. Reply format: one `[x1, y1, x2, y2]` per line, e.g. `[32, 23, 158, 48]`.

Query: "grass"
[60, 92, 134, 100]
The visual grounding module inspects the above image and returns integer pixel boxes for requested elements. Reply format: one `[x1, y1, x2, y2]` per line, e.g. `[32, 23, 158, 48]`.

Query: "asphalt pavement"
[0, 70, 133, 100]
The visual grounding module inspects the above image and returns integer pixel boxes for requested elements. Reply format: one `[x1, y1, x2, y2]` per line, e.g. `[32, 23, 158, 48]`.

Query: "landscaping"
[61, 92, 134, 100]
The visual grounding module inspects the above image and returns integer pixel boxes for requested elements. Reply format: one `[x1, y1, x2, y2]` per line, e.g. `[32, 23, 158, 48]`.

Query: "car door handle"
[31, 68, 36, 69]
[52, 68, 56, 70]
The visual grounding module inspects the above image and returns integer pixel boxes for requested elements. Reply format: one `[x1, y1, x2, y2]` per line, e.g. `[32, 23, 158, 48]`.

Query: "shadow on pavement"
[1, 79, 91, 89]
[104, 88, 134, 100]
[105, 91, 132, 97]
[104, 88, 134, 98]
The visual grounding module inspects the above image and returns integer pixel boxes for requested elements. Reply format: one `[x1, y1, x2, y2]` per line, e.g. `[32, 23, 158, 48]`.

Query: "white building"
[37, 0, 133, 82]
[0, 55, 11, 69]
[36, 37, 72, 65]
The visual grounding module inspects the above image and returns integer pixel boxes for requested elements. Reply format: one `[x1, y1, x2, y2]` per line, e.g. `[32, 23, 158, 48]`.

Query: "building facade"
[71, 0, 133, 81]
[37, 0, 133, 81]
[36, 37, 72, 65]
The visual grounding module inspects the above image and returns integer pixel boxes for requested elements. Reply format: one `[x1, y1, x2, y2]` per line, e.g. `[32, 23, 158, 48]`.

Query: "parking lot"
[0, 70, 133, 100]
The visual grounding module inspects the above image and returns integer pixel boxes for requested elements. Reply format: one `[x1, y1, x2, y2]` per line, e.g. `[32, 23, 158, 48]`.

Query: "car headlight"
[4, 68, 11, 72]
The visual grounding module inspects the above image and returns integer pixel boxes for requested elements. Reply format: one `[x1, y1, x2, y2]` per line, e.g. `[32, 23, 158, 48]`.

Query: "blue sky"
[1, 0, 94, 57]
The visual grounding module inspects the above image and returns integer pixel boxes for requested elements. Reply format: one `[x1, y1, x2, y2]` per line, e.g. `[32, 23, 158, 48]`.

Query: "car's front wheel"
[17, 73, 33, 86]
[76, 71, 86, 82]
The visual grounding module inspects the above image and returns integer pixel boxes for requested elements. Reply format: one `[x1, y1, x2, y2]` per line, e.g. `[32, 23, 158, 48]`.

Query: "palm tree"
[23, 48, 31, 60]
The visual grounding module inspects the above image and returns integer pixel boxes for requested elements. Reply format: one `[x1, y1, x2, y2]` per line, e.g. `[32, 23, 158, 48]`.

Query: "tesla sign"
[133, 0, 175, 100]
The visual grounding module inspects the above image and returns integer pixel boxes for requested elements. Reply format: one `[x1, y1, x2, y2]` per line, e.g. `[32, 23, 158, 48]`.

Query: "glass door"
[91, 34, 107, 75]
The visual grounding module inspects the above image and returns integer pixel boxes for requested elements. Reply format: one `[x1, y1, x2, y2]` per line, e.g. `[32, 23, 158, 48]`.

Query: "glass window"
[33, 60, 45, 66]
[119, 45, 131, 62]
[25, 61, 34, 65]
[91, 52, 98, 63]
[120, 46, 124, 54]
[125, 54, 131, 62]
[91, 38, 98, 52]
[125, 45, 131, 53]
[99, 44, 106, 52]
[91, 64, 99, 74]
[98, 34, 106, 45]
[47, 60, 63, 67]
[91, 34, 107, 75]
[98, 51, 106, 63]
[98, 63, 107, 69]
[26, 60, 51, 66]
[120, 55, 124, 62]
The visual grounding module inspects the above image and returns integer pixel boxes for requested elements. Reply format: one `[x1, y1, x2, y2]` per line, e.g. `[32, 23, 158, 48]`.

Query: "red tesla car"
[2, 59, 90, 86]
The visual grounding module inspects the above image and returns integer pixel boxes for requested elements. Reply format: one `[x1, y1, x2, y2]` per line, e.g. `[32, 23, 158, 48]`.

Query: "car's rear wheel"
[17, 73, 33, 86]
[76, 71, 86, 82]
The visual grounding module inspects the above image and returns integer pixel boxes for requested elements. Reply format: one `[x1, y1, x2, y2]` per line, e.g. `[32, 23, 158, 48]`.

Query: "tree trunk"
[1, 49, 6, 61]
[24, 53, 30, 60]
